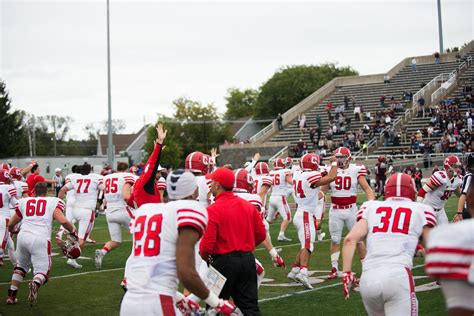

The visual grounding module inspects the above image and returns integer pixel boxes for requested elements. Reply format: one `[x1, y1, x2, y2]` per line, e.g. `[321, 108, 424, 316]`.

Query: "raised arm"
[140, 124, 167, 195]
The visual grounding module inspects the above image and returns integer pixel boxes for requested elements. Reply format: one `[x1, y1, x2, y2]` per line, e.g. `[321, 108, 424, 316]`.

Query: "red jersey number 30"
[133, 214, 163, 257]
[372, 207, 412, 235]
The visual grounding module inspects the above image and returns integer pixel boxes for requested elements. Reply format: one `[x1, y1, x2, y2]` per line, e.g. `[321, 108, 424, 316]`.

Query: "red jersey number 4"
[133, 214, 163, 257]
[372, 207, 412, 235]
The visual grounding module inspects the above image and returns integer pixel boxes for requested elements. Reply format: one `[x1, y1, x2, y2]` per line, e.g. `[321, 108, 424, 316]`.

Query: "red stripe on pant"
[47, 240, 51, 277]
[83, 211, 95, 241]
[303, 212, 310, 250]
[282, 196, 290, 220]
[159, 294, 176, 316]
[405, 267, 417, 316]
[1, 218, 9, 250]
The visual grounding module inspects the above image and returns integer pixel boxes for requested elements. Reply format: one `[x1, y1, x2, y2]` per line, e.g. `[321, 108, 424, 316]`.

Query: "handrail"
[268, 146, 288, 163]
[431, 55, 472, 103]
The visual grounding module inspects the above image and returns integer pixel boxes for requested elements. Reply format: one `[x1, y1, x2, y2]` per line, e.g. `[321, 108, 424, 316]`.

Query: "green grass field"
[0, 195, 458, 315]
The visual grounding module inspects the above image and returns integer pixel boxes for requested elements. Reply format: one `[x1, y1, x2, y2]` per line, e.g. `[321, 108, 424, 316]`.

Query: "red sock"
[102, 246, 110, 253]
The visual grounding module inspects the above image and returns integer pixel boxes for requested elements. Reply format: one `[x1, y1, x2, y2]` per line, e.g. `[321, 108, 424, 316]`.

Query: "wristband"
[204, 291, 219, 308]
[187, 294, 201, 304]
[269, 248, 278, 258]
[456, 212, 463, 214]
[331, 162, 338, 167]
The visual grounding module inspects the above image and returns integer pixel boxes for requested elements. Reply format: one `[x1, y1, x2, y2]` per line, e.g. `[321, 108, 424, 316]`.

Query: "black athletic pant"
[211, 252, 261, 316]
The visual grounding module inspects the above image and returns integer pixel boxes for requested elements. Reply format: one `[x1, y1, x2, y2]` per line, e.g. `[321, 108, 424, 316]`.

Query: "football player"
[9, 167, 28, 199]
[454, 152, 474, 221]
[322, 147, 374, 279]
[121, 170, 236, 315]
[342, 173, 436, 315]
[59, 163, 104, 269]
[417, 155, 463, 225]
[56, 165, 80, 241]
[252, 162, 273, 210]
[426, 153, 474, 315]
[185, 151, 213, 207]
[267, 158, 293, 241]
[0, 169, 18, 267]
[95, 162, 136, 269]
[287, 153, 337, 289]
[6, 182, 77, 305]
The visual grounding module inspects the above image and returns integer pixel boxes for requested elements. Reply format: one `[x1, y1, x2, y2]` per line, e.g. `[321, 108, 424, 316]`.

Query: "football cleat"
[328, 267, 339, 279]
[0, 257, 3, 267]
[95, 249, 104, 270]
[277, 235, 292, 242]
[67, 259, 82, 269]
[287, 271, 299, 283]
[317, 232, 326, 242]
[86, 237, 96, 244]
[6, 289, 17, 305]
[295, 273, 313, 289]
[28, 282, 39, 306]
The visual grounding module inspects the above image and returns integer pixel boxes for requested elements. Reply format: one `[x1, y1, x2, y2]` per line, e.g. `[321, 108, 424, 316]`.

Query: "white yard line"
[259, 282, 342, 303]
[0, 267, 125, 286]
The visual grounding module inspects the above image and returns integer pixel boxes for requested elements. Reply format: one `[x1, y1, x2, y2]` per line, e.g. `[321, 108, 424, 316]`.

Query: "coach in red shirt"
[26, 164, 56, 197]
[200, 167, 266, 316]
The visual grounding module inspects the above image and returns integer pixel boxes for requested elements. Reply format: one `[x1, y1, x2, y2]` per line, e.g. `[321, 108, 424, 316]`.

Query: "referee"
[200, 167, 266, 316]
[455, 152, 473, 221]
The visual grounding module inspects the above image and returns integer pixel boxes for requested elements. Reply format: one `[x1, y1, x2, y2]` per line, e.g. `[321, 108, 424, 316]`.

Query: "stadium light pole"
[106, 0, 114, 167]
[437, 0, 444, 53]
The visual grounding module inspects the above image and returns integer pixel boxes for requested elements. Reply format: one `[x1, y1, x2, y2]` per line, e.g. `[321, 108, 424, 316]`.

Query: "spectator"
[380, 95, 386, 107]
[416, 130, 423, 142]
[277, 113, 283, 130]
[385, 115, 391, 125]
[309, 128, 316, 147]
[468, 116, 473, 133]
[455, 52, 462, 62]
[354, 104, 361, 121]
[418, 96, 426, 117]
[434, 51, 440, 64]
[344, 96, 349, 108]
[26, 163, 56, 197]
[383, 74, 390, 83]
[413, 168, 423, 190]
[412, 57, 417, 71]
[53, 168, 64, 197]
[315, 114, 321, 127]
[299, 113, 306, 132]
[383, 129, 389, 146]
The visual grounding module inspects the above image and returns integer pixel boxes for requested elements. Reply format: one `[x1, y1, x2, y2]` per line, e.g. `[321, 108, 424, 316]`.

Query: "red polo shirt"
[200, 191, 266, 259]
[26, 174, 45, 197]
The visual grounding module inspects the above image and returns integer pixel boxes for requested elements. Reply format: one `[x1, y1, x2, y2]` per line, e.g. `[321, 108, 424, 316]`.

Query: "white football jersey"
[293, 171, 322, 213]
[0, 184, 17, 218]
[425, 219, 474, 284]
[125, 200, 207, 296]
[252, 175, 273, 207]
[197, 175, 212, 207]
[12, 180, 28, 199]
[15, 197, 65, 240]
[424, 171, 463, 210]
[328, 164, 367, 205]
[357, 198, 436, 270]
[234, 191, 263, 211]
[65, 173, 104, 209]
[65, 173, 80, 207]
[103, 172, 136, 210]
[270, 169, 292, 196]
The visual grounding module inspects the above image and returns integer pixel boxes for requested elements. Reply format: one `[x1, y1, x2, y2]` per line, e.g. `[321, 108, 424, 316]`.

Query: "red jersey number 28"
[372, 207, 412, 235]
[133, 214, 163, 257]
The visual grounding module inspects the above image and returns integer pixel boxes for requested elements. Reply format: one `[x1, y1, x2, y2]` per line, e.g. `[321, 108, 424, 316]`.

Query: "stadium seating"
[267, 51, 474, 158]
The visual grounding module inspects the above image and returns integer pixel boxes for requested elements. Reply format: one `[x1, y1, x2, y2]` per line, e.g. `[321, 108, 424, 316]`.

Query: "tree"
[42, 115, 73, 156]
[224, 88, 258, 119]
[102, 119, 126, 134]
[0, 80, 29, 158]
[143, 98, 231, 168]
[253, 63, 358, 119]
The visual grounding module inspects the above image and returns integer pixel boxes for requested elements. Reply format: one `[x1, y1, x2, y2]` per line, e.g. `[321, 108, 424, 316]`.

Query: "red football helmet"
[233, 168, 254, 193]
[378, 155, 386, 163]
[1, 163, 10, 171]
[61, 233, 81, 259]
[255, 162, 269, 175]
[9, 167, 24, 181]
[185, 152, 212, 175]
[333, 147, 352, 168]
[273, 158, 285, 170]
[129, 166, 138, 175]
[443, 155, 462, 176]
[0, 169, 11, 184]
[284, 157, 293, 169]
[299, 153, 320, 171]
[384, 173, 416, 201]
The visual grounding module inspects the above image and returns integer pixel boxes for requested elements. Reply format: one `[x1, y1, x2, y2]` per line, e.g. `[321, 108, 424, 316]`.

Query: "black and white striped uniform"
[461, 171, 472, 219]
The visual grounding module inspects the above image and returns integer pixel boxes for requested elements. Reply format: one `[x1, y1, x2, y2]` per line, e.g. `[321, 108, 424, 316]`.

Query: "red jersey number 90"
[133, 214, 163, 257]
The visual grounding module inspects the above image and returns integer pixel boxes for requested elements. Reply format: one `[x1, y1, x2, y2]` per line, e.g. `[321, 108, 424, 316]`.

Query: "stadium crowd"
[0, 124, 473, 315]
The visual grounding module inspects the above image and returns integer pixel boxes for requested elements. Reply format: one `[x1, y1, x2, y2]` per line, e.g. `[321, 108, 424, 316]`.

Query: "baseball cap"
[55, 168, 62, 172]
[166, 170, 197, 200]
[207, 167, 235, 188]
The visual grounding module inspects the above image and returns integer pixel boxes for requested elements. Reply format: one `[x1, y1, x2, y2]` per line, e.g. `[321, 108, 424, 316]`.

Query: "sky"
[1, 0, 472, 139]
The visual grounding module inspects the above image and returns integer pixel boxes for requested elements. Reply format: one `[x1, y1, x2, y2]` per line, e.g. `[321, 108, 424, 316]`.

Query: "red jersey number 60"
[133, 214, 163, 257]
